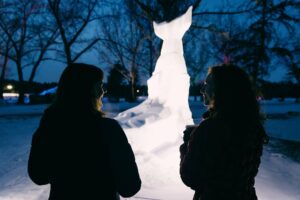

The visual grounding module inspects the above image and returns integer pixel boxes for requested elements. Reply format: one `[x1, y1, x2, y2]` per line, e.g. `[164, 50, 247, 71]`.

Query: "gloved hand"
[180, 143, 187, 156]
[183, 125, 197, 143]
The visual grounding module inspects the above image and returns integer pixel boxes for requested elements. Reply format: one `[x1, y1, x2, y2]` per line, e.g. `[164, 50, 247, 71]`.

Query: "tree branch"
[193, 5, 258, 16]
[71, 38, 100, 62]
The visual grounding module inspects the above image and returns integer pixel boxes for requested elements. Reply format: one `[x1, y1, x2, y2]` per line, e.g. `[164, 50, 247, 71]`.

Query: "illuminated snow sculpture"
[115, 7, 194, 191]
[115, 6, 193, 150]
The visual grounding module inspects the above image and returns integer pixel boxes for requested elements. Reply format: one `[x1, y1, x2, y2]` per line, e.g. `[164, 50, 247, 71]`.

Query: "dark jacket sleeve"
[28, 112, 50, 185]
[106, 119, 141, 197]
[180, 121, 208, 190]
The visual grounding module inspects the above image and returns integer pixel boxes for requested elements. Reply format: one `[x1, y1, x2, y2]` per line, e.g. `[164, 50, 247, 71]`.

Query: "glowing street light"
[6, 84, 13, 91]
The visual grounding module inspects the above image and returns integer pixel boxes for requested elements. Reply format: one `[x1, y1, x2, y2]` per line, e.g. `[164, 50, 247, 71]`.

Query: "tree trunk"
[251, 0, 267, 88]
[16, 60, 25, 104]
[147, 19, 154, 77]
[17, 82, 25, 104]
[129, 51, 138, 102]
[296, 83, 300, 104]
[65, 45, 72, 65]
[52, 5, 72, 64]
[29, 50, 45, 83]
[0, 68, 5, 99]
[128, 75, 136, 102]
[28, 63, 38, 83]
[256, 0, 267, 86]
[0, 54, 9, 99]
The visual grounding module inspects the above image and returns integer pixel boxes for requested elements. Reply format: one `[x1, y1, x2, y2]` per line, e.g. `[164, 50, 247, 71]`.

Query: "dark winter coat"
[28, 106, 141, 200]
[180, 113, 267, 200]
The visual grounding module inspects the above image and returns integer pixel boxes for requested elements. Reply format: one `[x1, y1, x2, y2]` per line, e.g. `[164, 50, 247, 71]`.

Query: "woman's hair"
[208, 64, 263, 125]
[53, 63, 104, 114]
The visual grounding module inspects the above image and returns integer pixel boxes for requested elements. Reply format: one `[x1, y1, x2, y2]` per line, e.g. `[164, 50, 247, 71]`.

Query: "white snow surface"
[0, 99, 300, 200]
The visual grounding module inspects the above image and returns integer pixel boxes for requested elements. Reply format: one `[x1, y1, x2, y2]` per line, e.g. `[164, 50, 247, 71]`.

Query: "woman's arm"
[180, 122, 208, 190]
[28, 113, 50, 185]
[107, 119, 141, 198]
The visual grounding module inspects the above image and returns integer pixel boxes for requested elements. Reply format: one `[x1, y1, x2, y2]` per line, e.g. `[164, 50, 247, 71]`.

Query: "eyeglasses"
[100, 83, 107, 95]
[200, 82, 207, 94]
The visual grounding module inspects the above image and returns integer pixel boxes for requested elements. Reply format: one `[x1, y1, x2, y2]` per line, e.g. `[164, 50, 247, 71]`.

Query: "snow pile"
[261, 99, 300, 142]
[256, 149, 300, 200]
[39, 87, 57, 96]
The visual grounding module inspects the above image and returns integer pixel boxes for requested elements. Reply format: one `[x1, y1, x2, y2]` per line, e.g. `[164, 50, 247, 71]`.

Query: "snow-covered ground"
[0, 97, 300, 200]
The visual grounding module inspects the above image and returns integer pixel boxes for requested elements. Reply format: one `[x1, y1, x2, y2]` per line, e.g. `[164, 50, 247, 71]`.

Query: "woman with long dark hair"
[28, 63, 141, 200]
[180, 64, 268, 200]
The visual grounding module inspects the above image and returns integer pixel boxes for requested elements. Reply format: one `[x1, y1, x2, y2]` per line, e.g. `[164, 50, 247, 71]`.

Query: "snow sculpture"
[115, 7, 194, 192]
[116, 6, 193, 147]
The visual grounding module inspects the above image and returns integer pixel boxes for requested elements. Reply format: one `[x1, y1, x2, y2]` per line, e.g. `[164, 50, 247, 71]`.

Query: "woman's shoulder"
[40, 106, 57, 121]
[193, 118, 216, 139]
[98, 116, 117, 124]
[196, 117, 228, 140]
[94, 115, 121, 128]
[198, 117, 220, 130]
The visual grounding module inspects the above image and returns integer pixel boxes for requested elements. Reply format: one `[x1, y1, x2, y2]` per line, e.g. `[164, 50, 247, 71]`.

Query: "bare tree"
[0, 0, 58, 103]
[0, 0, 39, 103]
[225, 0, 300, 85]
[0, 32, 12, 99]
[184, 29, 212, 80]
[96, 1, 156, 101]
[272, 39, 300, 102]
[47, 0, 102, 64]
[190, 0, 300, 87]
[289, 46, 300, 86]
[27, 11, 60, 83]
[97, 17, 150, 101]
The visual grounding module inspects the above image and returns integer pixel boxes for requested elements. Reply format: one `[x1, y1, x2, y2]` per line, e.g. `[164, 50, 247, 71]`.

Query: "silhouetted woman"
[180, 64, 268, 200]
[28, 63, 141, 200]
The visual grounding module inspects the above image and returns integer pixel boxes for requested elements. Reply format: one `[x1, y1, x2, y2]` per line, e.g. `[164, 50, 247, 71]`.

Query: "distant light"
[6, 84, 13, 90]
[3, 93, 18, 97]
[136, 89, 140, 93]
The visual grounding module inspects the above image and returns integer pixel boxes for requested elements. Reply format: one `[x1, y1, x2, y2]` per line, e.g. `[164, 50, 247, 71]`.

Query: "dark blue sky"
[6, 0, 289, 83]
